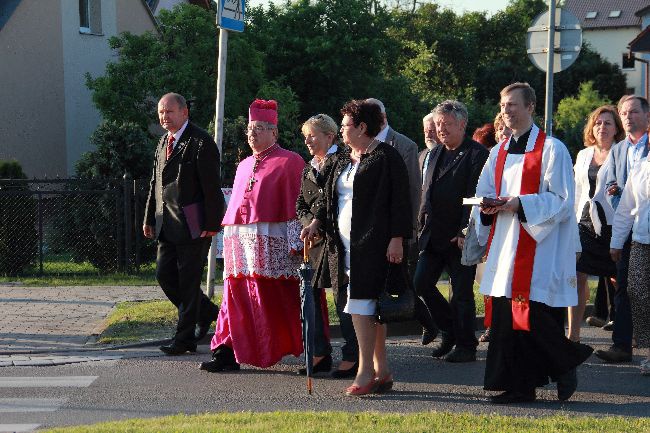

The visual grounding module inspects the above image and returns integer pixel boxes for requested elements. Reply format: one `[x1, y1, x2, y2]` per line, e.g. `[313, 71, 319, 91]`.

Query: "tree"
[554, 81, 611, 157]
[0, 161, 37, 276]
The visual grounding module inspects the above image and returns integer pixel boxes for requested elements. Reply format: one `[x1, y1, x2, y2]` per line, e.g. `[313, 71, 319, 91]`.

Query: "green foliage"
[555, 82, 611, 157]
[85, 0, 629, 170]
[0, 160, 37, 276]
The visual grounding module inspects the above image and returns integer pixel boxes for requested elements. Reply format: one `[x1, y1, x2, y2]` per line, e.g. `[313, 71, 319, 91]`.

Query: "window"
[585, 11, 597, 19]
[609, 10, 622, 18]
[622, 53, 635, 69]
[79, 0, 90, 33]
[79, 0, 102, 35]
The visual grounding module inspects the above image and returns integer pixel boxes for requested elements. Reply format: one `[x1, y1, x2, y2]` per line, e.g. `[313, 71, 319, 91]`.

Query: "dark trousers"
[612, 236, 633, 352]
[414, 247, 478, 350]
[485, 298, 593, 392]
[593, 276, 616, 322]
[334, 285, 358, 362]
[313, 286, 332, 357]
[156, 232, 219, 345]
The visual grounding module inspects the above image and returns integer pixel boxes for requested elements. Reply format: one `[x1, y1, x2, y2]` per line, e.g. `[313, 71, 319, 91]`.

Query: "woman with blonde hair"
[568, 105, 624, 342]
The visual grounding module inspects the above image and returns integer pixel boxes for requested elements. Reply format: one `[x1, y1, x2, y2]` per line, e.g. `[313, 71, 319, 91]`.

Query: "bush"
[0, 160, 37, 276]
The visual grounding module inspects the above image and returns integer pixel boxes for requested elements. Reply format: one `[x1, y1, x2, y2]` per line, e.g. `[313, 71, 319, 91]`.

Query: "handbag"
[461, 214, 487, 266]
[376, 263, 416, 324]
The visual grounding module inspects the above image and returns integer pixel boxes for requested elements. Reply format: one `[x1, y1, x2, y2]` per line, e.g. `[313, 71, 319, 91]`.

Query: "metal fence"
[0, 177, 156, 277]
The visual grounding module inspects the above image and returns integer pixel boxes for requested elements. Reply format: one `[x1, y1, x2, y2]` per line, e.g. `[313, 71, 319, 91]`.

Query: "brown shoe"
[585, 316, 606, 328]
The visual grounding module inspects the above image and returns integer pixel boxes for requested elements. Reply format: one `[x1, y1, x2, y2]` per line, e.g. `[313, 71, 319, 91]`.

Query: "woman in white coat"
[568, 105, 624, 342]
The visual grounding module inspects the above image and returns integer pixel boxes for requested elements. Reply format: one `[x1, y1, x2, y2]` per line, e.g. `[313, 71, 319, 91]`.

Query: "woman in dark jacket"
[296, 113, 349, 376]
[324, 100, 412, 396]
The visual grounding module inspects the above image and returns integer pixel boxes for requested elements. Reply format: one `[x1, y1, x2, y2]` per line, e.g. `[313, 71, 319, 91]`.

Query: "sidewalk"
[0, 285, 164, 357]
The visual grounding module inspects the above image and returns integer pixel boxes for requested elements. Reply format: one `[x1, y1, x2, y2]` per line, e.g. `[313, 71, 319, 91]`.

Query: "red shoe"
[345, 379, 379, 396]
[374, 373, 394, 393]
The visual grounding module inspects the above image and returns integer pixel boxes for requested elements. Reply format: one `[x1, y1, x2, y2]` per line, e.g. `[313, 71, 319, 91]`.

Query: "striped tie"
[165, 134, 175, 160]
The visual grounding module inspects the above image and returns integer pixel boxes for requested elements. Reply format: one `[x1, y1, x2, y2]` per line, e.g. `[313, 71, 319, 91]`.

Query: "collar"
[625, 132, 648, 148]
[310, 144, 338, 170]
[169, 120, 189, 143]
[375, 124, 389, 142]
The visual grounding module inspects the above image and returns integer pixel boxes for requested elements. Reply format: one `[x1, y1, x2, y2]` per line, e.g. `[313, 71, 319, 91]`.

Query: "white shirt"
[611, 155, 650, 248]
[169, 120, 189, 149]
[375, 124, 389, 143]
[475, 124, 579, 307]
[573, 146, 615, 235]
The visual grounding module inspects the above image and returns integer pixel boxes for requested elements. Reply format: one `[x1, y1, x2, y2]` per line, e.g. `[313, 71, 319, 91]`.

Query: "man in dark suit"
[144, 92, 223, 355]
[415, 100, 488, 363]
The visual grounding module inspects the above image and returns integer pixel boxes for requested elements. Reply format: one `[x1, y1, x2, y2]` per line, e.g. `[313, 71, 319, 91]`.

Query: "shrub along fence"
[0, 177, 156, 277]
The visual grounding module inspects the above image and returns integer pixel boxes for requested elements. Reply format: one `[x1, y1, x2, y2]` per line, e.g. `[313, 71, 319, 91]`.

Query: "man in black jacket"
[144, 93, 223, 355]
[416, 100, 488, 363]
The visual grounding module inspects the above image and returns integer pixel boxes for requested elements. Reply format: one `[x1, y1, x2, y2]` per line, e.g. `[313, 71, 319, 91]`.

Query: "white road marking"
[0, 424, 40, 432]
[0, 376, 98, 387]
[0, 398, 67, 412]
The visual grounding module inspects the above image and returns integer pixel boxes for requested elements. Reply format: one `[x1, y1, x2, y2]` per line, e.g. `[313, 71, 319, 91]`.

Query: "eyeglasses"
[340, 123, 355, 129]
[247, 125, 275, 133]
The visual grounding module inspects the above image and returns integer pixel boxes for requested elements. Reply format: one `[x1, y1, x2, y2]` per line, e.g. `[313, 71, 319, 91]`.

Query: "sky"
[246, 0, 512, 16]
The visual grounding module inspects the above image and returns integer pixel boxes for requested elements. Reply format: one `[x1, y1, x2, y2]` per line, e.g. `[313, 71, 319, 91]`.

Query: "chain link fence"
[0, 178, 156, 277]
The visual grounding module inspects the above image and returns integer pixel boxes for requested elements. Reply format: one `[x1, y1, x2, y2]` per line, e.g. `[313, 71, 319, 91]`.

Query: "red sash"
[484, 129, 545, 331]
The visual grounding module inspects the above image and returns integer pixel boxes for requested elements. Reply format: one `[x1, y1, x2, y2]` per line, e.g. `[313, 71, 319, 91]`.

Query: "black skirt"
[576, 223, 617, 277]
[484, 297, 593, 392]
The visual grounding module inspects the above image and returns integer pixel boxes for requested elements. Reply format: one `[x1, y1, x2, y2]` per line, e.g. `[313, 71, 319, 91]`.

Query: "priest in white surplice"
[474, 83, 592, 405]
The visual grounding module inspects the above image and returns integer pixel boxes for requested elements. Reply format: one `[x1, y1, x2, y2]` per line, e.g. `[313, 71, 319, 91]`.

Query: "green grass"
[98, 279, 601, 345]
[0, 260, 223, 286]
[41, 411, 650, 433]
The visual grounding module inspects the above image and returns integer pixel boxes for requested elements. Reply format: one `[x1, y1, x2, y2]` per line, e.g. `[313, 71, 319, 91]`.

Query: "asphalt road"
[1, 329, 649, 431]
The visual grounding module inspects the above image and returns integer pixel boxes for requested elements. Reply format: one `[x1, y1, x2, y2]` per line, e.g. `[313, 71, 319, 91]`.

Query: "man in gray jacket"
[366, 98, 420, 271]
[597, 95, 650, 363]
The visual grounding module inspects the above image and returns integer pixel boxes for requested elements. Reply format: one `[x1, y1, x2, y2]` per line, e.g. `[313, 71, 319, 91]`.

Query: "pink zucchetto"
[249, 99, 278, 125]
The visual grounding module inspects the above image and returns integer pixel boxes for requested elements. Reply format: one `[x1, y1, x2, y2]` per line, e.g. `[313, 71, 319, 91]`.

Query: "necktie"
[166, 134, 175, 160]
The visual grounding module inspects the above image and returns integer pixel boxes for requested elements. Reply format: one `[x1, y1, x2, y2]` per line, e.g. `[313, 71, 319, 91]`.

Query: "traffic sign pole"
[544, 0, 556, 135]
[207, 0, 245, 296]
[207, 26, 229, 298]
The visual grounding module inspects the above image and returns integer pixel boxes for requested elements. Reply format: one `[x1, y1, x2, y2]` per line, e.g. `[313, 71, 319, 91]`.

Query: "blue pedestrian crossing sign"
[218, 0, 245, 32]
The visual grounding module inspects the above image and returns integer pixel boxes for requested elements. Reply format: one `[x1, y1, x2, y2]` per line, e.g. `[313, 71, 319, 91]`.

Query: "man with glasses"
[415, 100, 488, 363]
[200, 99, 306, 372]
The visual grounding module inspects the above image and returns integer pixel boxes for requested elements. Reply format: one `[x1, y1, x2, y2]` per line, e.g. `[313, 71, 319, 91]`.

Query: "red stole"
[484, 129, 546, 331]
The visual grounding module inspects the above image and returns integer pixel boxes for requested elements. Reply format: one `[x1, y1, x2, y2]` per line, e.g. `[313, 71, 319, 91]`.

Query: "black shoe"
[298, 354, 332, 376]
[444, 347, 476, 363]
[594, 345, 632, 363]
[199, 346, 240, 372]
[160, 343, 197, 356]
[431, 333, 455, 358]
[585, 316, 606, 328]
[194, 321, 213, 342]
[331, 361, 358, 379]
[421, 328, 438, 346]
[490, 389, 536, 404]
[557, 368, 577, 401]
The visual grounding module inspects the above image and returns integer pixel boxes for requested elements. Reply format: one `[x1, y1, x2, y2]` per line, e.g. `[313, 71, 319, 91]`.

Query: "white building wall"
[61, 0, 118, 175]
[583, 27, 643, 95]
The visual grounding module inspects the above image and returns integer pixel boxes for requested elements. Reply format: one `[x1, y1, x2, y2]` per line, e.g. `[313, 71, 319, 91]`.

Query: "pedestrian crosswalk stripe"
[0, 376, 98, 387]
[0, 424, 40, 432]
[0, 398, 66, 412]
